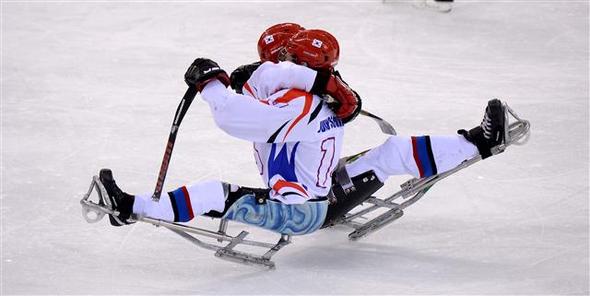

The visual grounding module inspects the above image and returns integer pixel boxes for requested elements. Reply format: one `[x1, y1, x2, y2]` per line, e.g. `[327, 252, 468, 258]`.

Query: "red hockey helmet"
[257, 23, 305, 63]
[281, 29, 340, 70]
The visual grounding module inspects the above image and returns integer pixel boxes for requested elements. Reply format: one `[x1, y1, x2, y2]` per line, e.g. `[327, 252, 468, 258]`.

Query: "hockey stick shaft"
[152, 86, 198, 201]
[321, 95, 396, 135]
[359, 110, 397, 135]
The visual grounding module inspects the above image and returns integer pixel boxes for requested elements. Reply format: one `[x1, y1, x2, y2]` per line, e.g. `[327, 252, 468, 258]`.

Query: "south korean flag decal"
[264, 35, 275, 44]
[312, 39, 323, 48]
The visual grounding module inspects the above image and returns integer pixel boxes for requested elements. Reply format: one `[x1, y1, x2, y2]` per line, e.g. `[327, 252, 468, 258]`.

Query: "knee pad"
[322, 169, 384, 228]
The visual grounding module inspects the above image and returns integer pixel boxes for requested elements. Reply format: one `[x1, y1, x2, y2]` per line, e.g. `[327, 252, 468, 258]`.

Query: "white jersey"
[201, 61, 344, 204]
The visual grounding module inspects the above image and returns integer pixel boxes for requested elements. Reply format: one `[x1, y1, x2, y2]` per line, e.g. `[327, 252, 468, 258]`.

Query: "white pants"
[131, 135, 477, 221]
[346, 135, 478, 182]
[131, 180, 226, 222]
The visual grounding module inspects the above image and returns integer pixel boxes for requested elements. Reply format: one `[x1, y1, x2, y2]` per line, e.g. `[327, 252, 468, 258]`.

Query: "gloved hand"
[229, 61, 262, 94]
[184, 58, 230, 92]
[325, 74, 362, 123]
[311, 71, 362, 123]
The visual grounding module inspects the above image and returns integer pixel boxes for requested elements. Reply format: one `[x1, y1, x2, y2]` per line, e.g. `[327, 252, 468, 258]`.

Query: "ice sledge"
[80, 102, 529, 269]
[80, 179, 292, 269]
[333, 102, 531, 240]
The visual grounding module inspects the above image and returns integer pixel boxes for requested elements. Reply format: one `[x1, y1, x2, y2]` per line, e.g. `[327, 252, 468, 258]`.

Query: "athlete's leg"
[132, 180, 227, 222]
[345, 134, 478, 182]
[100, 170, 327, 235]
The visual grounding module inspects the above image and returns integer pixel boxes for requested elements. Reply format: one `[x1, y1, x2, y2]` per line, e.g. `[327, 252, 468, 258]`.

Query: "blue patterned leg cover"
[222, 195, 328, 236]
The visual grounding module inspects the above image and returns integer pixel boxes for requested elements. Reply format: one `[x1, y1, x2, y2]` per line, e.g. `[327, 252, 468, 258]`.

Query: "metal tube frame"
[340, 103, 531, 240]
[80, 179, 291, 269]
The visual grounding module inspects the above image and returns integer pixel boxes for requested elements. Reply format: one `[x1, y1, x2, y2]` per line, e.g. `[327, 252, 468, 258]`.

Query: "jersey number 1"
[316, 137, 336, 188]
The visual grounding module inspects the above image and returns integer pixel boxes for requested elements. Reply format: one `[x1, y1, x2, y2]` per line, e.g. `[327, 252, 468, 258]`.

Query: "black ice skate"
[99, 169, 135, 227]
[458, 99, 506, 159]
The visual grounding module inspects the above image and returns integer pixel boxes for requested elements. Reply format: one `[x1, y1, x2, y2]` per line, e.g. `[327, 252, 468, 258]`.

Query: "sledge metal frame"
[80, 179, 291, 269]
[79, 102, 530, 268]
[338, 102, 531, 240]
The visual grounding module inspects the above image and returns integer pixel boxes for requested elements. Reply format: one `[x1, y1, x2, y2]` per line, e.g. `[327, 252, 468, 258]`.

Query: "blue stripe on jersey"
[170, 188, 191, 222]
[415, 136, 435, 177]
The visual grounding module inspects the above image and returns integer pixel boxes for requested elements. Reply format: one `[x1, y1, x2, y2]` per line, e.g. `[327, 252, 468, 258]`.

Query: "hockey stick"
[322, 94, 397, 135]
[359, 110, 397, 135]
[151, 86, 198, 201]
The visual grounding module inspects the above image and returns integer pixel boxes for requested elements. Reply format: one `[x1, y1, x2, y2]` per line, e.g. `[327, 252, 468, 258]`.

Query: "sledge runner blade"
[348, 208, 404, 241]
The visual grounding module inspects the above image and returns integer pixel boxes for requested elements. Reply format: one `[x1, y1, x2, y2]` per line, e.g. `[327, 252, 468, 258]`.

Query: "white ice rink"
[2, 1, 588, 294]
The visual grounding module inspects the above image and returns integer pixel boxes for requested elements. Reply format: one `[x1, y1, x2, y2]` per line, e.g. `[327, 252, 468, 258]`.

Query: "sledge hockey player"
[98, 27, 507, 237]
[98, 31, 352, 235]
[228, 24, 508, 227]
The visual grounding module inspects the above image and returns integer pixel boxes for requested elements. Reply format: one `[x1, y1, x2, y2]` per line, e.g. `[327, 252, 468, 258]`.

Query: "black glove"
[230, 61, 262, 94]
[184, 58, 230, 92]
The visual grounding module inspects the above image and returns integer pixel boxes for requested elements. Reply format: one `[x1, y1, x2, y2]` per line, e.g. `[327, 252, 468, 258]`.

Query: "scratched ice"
[2, 2, 588, 294]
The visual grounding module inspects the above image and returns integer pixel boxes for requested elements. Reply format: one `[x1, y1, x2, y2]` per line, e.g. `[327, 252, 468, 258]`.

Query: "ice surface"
[1, 1, 588, 294]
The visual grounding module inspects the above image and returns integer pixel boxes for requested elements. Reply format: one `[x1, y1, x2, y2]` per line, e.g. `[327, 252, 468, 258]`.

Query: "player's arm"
[201, 80, 322, 143]
[232, 61, 362, 123]
[244, 61, 317, 99]
[185, 58, 334, 143]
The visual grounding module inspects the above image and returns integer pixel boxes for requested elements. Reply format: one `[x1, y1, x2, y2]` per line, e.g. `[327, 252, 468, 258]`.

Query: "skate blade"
[215, 249, 276, 270]
[348, 208, 404, 241]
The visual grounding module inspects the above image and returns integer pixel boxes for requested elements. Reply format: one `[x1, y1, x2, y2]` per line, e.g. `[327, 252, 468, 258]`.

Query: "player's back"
[204, 60, 345, 202]
[251, 88, 344, 201]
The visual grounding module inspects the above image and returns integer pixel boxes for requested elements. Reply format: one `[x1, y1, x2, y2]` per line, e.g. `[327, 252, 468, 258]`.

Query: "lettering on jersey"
[317, 116, 343, 133]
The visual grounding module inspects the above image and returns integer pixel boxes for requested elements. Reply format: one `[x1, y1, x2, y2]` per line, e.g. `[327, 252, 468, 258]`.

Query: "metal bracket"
[80, 176, 109, 223]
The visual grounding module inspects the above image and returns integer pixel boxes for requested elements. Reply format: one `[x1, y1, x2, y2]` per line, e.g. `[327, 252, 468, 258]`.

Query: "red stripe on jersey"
[272, 179, 309, 198]
[180, 186, 194, 220]
[274, 89, 308, 103]
[243, 82, 270, 105]
[243, 82, 255, 98]
[277, 90, 313, 141]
